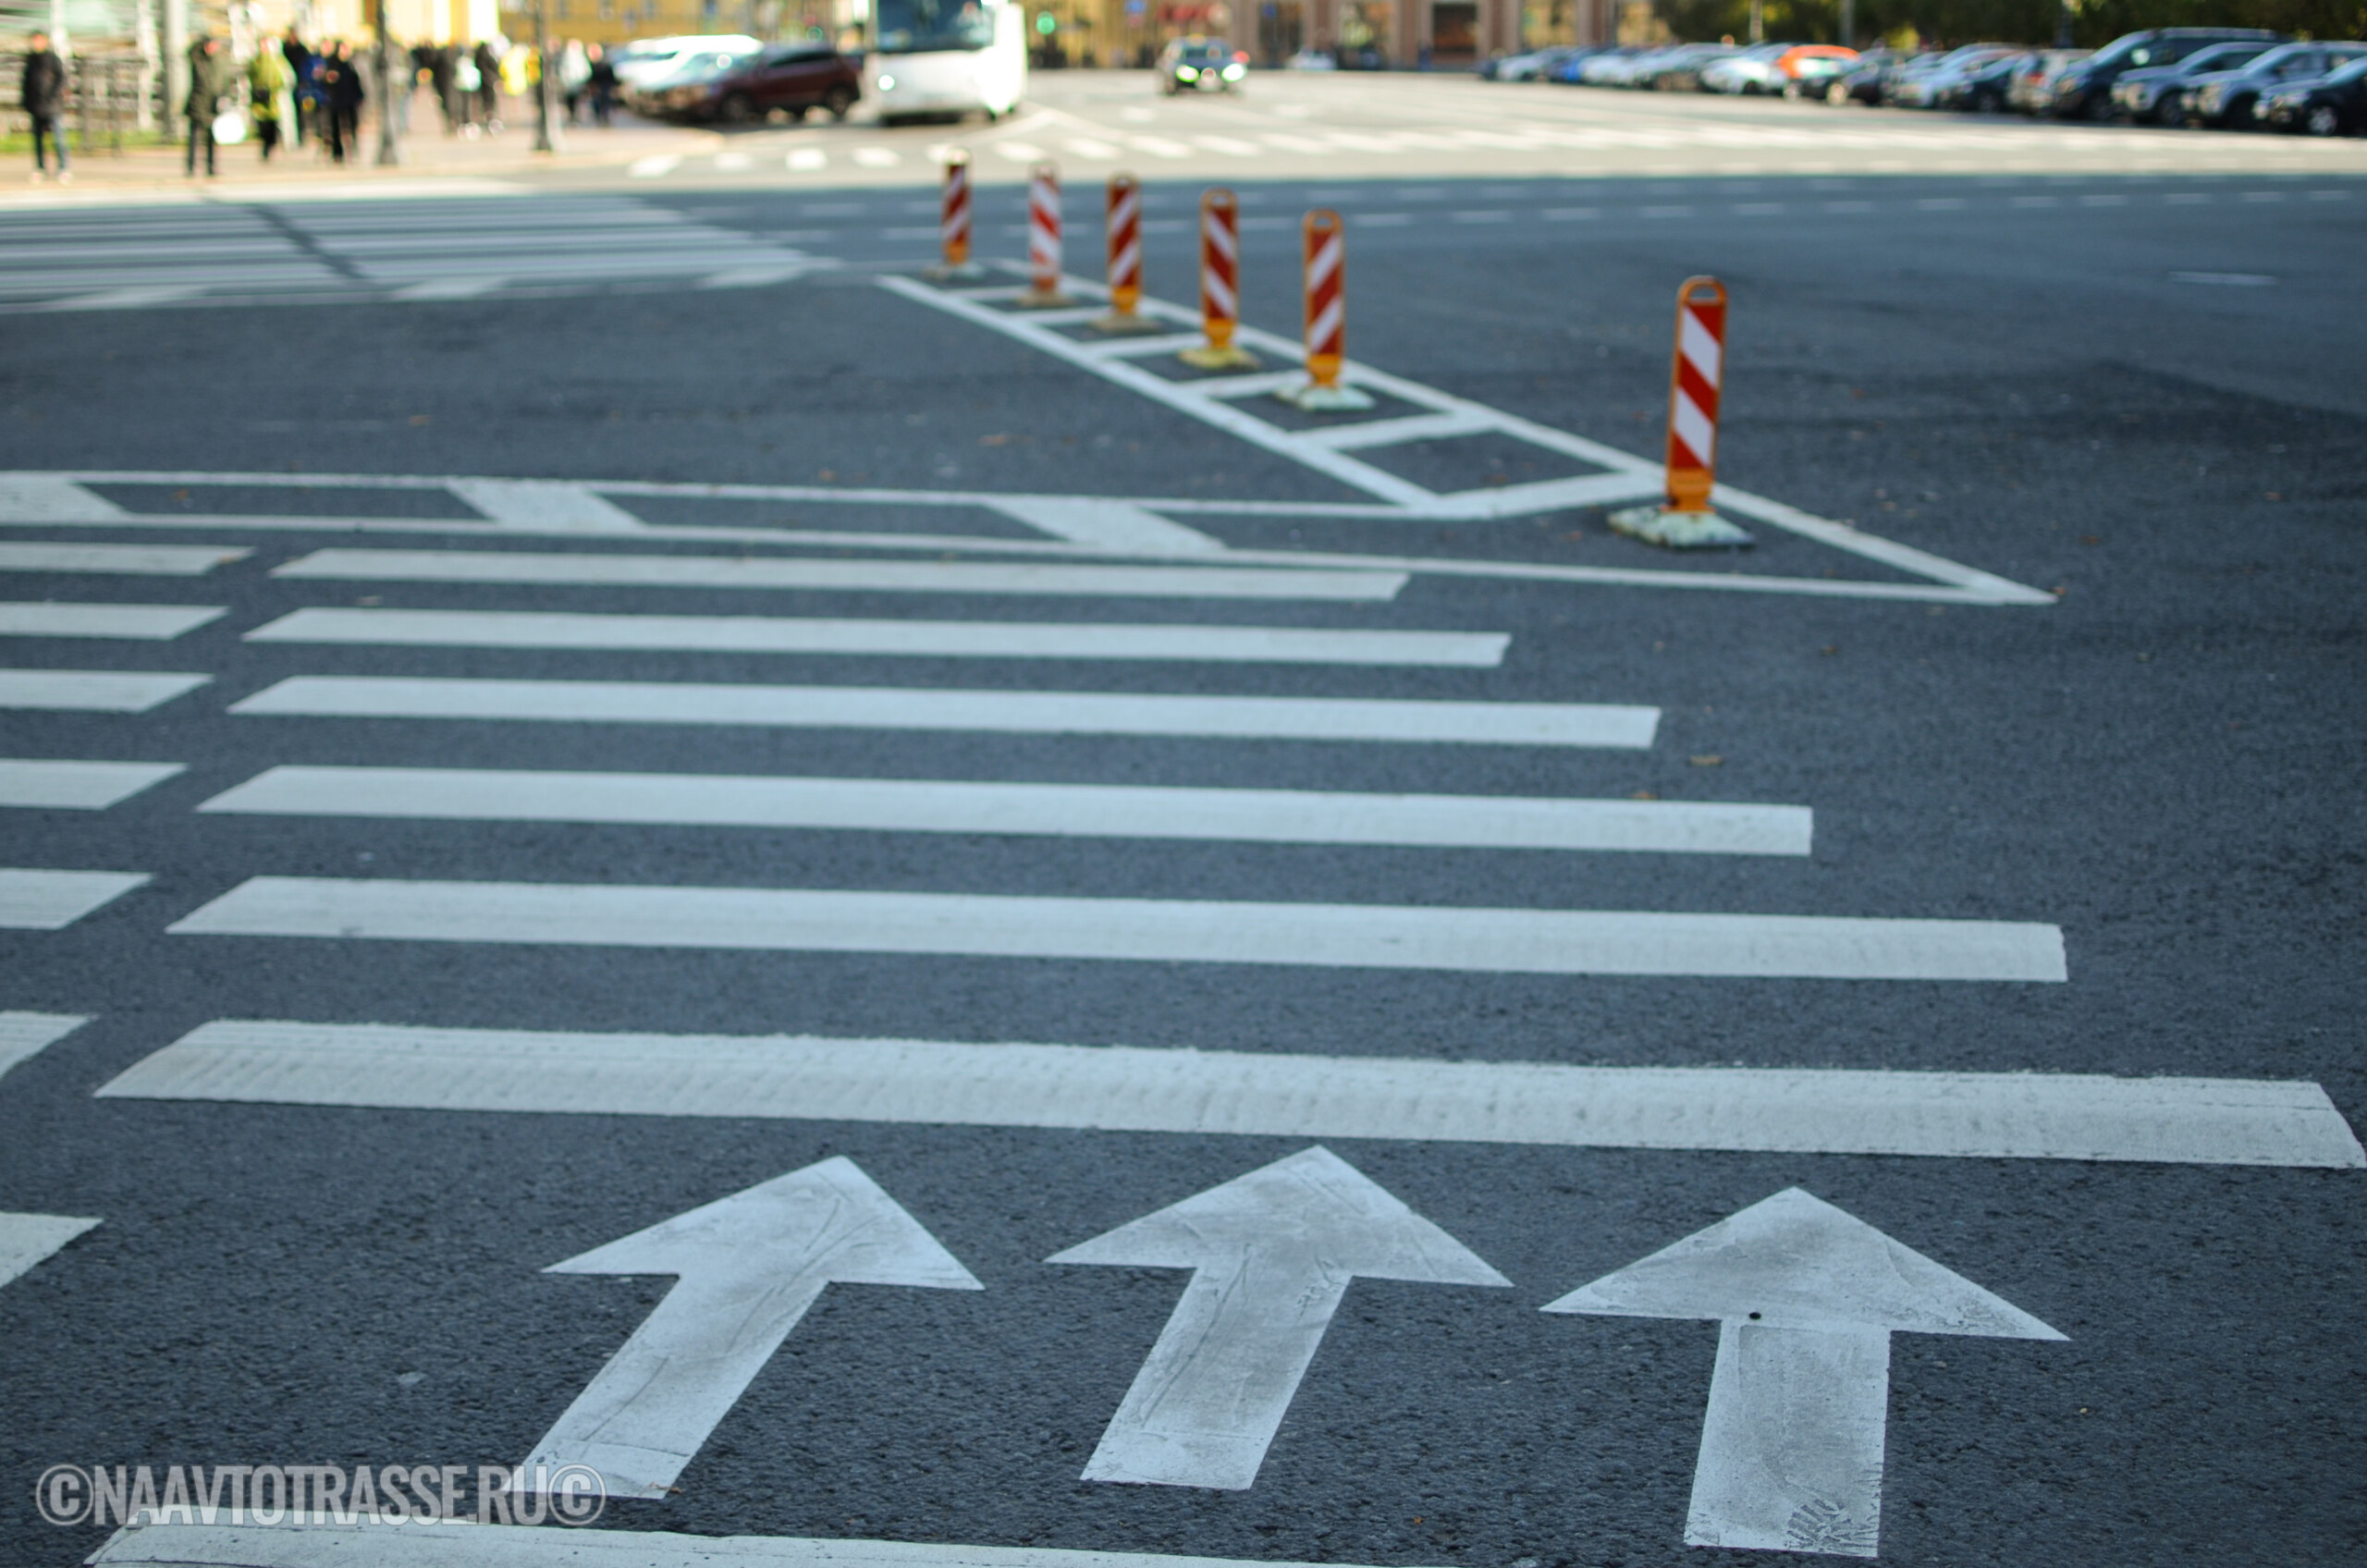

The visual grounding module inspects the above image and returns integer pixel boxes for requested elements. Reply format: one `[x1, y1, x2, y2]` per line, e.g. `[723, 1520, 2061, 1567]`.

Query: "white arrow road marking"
[1544, 1188, 2066, 1558]
[518, 1157, 979, 1500]
[1049, 1146, 1508, 1489]
[0, 1212, 101, 1291]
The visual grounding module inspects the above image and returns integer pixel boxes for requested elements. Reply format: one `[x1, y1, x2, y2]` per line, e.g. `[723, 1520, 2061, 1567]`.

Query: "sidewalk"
[3, 90, 719, 203]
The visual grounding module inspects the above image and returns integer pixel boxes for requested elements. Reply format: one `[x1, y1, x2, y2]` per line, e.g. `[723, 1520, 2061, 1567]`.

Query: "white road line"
[0, 1011, 88, 1081]
[447, 478, 648, 532]
[104, 1023, 2353, 1166]
[270, 547, 1404, 600]
[0, 541, 248, 574]
[0, 760, 183, 810]
[0, 475, 129, 522]
[199, 767, 1801, 854]
[0, 670, 211, 712]
[0, 868, 150, 929]
[787, 149, 828, 170]
[245, 609, 1507, 667]
[852, 146, 901, 167]
[0, 603, 226, 640]
[987, 496, 1223, 555]
[628, 155, 681, 178]
[167, 880, 2064, 981]
[88, 1523, 1431, 1568]
[0, 1212, 101, 1292]
[390, 277, 508, 300]
[229, 678, 1659, 746]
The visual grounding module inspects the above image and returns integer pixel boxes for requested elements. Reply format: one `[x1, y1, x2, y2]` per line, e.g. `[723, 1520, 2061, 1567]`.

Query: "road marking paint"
[243, 609, 1510, 667]
[0, 760, 183, 809]
[269, 548, 1406, 599]
[2171, 271, 2274, 287]
[787, 149, 828, 170]
[0, 1011, 88, 1081]
[1126, 135, 1191, 158]
[627, 155, 680, 178]
[852, 146, 901, 167]
[986, 496, 1223, 555]
[0, 868, 150, 929]
[107, 1025, 2359, 1166]
[448, 478, 649, 532]
[1063, 138, 1121, 159]
[0, 541, 248, 574]
[522, 1158, 979, 1499]
[714, 152, 751, 171]
[0, 670, 210, 711]
[199, 767, 1801, 853]
[1192, 136, 1262, 155]
[167, 880, 2064, 980]
[1053, 1147, 1506, 1490]
[390, 277, 508, 300]
[87, 1523, 1444, 1568]
[0, 1212, 101, 1292]
[0, 475, 130, 522]
[0, 602, 226, 639]
[229, 677, 1656, 745]
[34, 285, 209, 311]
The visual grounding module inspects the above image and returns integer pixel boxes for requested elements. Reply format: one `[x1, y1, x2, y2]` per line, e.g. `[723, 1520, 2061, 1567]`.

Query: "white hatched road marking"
[0, 868, 150, 929]
[228, 678, 1660, 747]
[0, 670, 210, 712]
[167, 879, 2066, 981]
[271, 548, 1404, 600]
[0, 1010, 89, 1079]
[0, 603, 225, 640]
[0, 1212, 101, 1291]
[199, 766, 1805, 855]
[0, 760, 183, 809]
[0, 541, 248, 573]
[244, 609, 1508, 667]
[101, 1023, 2361, 1167]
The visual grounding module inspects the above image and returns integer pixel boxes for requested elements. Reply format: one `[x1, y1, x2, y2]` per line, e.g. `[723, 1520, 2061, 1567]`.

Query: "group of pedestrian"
[178, 29, 370, 176]
[417, 39, 509, 137]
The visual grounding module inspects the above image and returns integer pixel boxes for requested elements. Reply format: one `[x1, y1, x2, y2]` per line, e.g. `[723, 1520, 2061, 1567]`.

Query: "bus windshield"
[873, 0, 995, 54]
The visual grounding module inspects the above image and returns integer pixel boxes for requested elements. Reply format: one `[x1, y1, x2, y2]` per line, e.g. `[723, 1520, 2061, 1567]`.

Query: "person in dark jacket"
[185, 35, 232, 177]
[584, 42, 617, 127]
[472, 39, 501, 129]
[281, 30, 312, 144]
[322, 40, 366, 162]
[20, 31, 69, 182]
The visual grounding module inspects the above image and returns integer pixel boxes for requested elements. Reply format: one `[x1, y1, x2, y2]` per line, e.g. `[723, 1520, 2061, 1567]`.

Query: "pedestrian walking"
[585, 42, 617, 127]
[472, 39, 502, 131]
[249, 37, 295, 162]
[185, 35, 233, 177]
[322, 41, 366, 163]
[558, 38, 590, 123]
[281, 30, 312, 144]
[19, 31, 69, 183]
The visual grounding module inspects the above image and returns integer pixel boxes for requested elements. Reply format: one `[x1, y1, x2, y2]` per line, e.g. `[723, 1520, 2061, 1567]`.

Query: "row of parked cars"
[1481, 28, 2367, 136]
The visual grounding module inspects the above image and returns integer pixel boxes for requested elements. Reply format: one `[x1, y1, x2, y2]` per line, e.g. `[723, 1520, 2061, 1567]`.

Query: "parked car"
[1824, 47, 1907, 105]
[1937, 51, 2036, 113]
[2008, 48, 2088, 113]
[1282, 48, 1337, 70]
[1546, 44, 1622, 83]
[1631, 43, 1738, 91]
[2049, 27, 2282, 118]
[608, 33, 763, 91]
[620, 46, 755, 116]
[646, 40, 860, 124]
[1773, 44, 1858, 96]
[1890, 45, 2021, 108]
[2108, 41, 2275, 125]
[2184, 41, 2367, 129]
[1700, 43, 1791, 95]
[1158, 35, 1248, 94]
[1577, 47, 1647, 87]
[2259, 53, 2367, 134]
[1483, 45, 1579, 81]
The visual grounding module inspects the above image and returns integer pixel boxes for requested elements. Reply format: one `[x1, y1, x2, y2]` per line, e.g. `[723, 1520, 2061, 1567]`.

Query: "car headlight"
[1222, 63, 1245, 80]
[1177, 66, 1197, 80]
[877, 72, 895, 90]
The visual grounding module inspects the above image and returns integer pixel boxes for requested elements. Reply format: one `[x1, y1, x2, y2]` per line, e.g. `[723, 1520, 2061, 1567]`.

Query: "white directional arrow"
[519, 1157, 980, 1499]
[1544, 1187, 2064, 1559]
[1048, 1145, 1509, 1489]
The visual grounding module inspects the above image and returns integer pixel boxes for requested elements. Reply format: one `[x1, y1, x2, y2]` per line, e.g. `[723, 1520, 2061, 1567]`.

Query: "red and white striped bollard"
[1610, 276, 1752, 548]
[1092, 172, 1162, 334]
[927, 150, 981, 280]
[1279, 209, 1374, 410]
[1180, 187, 1257, 369]
[1018, 161, 1072, 307]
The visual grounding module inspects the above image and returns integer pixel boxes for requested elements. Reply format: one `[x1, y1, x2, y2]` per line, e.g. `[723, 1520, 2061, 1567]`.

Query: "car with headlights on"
[1158, 36, 1247, 94]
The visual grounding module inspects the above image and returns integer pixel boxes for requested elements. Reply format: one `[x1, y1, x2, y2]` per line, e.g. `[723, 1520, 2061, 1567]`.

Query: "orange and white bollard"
[1017, 161, 1072, 308]
[926, 151, 985, 281]
[1278, 210, 1375, 411]
[1091, 173, 1162, 334]
[1179, 187, 1257, 370]
[1610, 276, 1752, 548]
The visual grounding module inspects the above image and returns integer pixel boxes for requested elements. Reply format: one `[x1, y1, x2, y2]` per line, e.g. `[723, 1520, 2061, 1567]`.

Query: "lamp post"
[533, 0, 560, 153]
[374, 0, 400, 163]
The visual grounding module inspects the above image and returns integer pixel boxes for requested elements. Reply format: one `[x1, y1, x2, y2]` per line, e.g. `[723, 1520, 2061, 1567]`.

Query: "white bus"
[865, 0, 1028, 124]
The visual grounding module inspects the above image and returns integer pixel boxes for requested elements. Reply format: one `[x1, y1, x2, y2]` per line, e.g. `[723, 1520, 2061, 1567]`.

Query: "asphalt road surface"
[0, 74, 2361, 1568]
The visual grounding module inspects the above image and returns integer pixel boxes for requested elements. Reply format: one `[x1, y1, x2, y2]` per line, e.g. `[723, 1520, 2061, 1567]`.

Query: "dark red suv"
[659, 42, 862, 125]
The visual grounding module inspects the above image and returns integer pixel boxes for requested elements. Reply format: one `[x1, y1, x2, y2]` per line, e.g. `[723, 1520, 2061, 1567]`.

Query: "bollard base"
[1090, 311, 1171, 336]
[922, 263, 993, 284]
[1276, 380, 1379, 412]
[1013, 288, 1076, 310]
[1608, 505, 1755, 550]
[1179, 343, 1262, 372]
